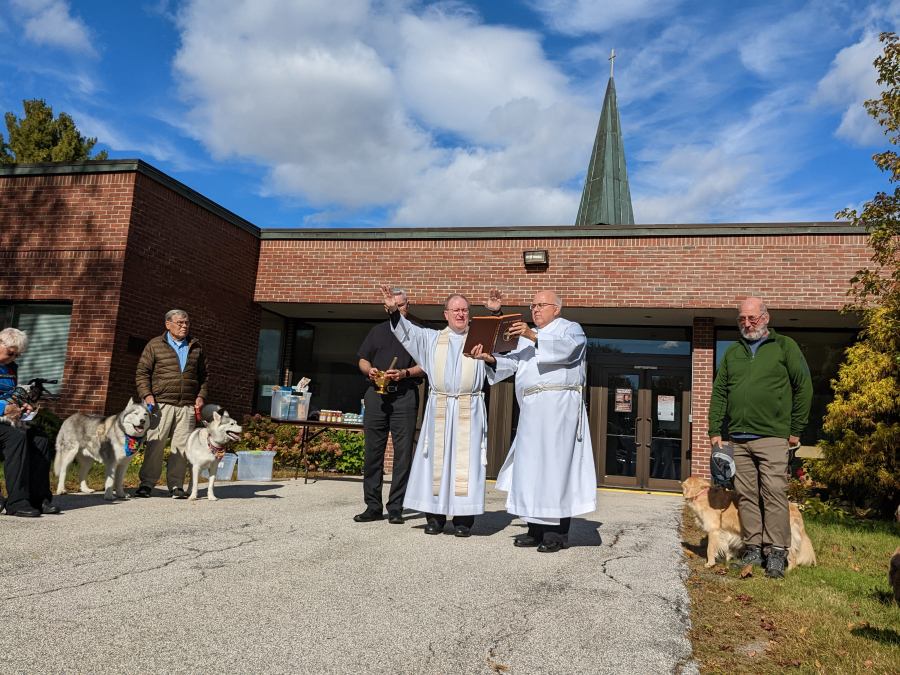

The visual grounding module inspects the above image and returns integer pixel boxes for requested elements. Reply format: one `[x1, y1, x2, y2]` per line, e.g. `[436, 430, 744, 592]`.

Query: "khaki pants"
[732, 436, 790, 551]
[138, 403, 196, 491]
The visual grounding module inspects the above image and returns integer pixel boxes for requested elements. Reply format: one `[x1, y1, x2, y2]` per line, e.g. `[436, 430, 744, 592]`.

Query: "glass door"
[593, 364, 691, 490]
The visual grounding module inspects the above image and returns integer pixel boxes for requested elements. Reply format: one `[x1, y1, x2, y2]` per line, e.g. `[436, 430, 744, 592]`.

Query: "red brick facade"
[0, 160, 872, 484]
[0, 163, 261, 418]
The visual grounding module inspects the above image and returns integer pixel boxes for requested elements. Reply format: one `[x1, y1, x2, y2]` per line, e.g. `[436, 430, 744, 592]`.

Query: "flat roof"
[0, 160, 861, 240]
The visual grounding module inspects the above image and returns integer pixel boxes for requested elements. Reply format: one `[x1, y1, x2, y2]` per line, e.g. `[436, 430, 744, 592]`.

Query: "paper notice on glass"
[615, 388, 633, 413]
[658, 395, 675, 421]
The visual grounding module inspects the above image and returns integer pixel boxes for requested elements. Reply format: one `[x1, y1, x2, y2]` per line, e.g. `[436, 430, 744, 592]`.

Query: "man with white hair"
[0, 327, 58, 517]
[709, 297, 812, 578]
[470, 290, 596, 552]
[381, 284, 489, 537]
[135, 310, 209, 499]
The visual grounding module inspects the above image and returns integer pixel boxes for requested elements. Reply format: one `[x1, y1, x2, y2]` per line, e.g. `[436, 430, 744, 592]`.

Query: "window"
[0, 302, 72, 389]
[253, 310, 285, 413]
[584, 326, 692, 359]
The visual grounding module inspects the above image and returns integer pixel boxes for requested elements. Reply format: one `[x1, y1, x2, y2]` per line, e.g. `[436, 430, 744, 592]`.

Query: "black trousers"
[526, 518, 571, 539]
[425, 512, 475, 528]
[0, 424, 53, 513]
[362, 387, 418, 512]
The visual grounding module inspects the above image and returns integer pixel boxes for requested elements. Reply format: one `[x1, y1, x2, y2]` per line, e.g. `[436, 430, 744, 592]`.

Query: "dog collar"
[208, 436, 225, 461]
[124, 435, 145, 457]
[694, 488, 710, 501]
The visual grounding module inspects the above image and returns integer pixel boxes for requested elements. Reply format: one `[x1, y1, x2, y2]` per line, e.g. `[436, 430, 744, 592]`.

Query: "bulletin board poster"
[615, 388, 633, 413]
[658, 395, 675, 421]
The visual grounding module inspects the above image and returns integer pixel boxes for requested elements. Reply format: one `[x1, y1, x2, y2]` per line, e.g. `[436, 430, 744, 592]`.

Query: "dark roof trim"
[0, 159, 261, 237]
[260, 222, 860, 241]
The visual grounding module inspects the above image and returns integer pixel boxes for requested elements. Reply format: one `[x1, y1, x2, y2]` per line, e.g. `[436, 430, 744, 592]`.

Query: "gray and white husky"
[54, 398, 149, 501]
[183, 409, 242, 501]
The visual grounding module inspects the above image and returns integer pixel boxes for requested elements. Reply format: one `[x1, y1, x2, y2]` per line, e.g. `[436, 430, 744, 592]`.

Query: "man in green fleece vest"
[708, 297, 812, 579]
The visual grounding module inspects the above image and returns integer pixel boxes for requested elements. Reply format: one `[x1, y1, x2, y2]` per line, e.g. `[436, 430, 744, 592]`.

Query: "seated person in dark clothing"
[0, 327, 59, 518]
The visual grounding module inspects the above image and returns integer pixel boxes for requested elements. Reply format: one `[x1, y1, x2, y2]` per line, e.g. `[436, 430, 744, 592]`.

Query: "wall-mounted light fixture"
[523, 249, 549, 267]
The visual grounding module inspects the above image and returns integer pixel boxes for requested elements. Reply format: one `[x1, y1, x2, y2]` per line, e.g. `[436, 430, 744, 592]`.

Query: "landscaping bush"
[236, 414, 365, 474]
[32, 408, 62, 444]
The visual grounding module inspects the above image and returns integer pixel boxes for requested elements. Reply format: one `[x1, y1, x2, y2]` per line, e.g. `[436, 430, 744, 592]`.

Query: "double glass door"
[591, 364, 691, 491]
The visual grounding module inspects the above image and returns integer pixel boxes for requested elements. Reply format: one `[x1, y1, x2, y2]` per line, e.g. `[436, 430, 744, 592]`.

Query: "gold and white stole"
[429, 327, 478, 497]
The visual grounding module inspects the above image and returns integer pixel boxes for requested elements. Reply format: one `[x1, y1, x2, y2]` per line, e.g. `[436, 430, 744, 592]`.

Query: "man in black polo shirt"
[355, 287, 425, 524]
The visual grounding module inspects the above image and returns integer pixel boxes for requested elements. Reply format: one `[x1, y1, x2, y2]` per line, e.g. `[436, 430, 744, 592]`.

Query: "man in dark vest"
[0, 327, 58, 517]
[355, 287, 424, 524]
[135, 309, 209, 499]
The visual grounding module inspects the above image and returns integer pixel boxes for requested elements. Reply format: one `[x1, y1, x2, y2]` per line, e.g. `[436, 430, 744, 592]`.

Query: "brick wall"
[108, 172, 262, 417]
[691, 317, 715, 478]
[255, 234, 867, 309]
[0, 172, 133, 417]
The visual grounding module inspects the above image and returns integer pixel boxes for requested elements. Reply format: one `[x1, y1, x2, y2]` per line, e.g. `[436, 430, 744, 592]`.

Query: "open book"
[463, 314, 523, 355]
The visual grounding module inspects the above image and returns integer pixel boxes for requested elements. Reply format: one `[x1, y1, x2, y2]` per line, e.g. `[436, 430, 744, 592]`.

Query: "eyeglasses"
[396, 302, 408, 309]
[445, 308, 470, 315]
[737, 314, 766, 325]
[529, 303, 558, 311]
[168, 320, 190, 327]
[3, 346, 19, 358]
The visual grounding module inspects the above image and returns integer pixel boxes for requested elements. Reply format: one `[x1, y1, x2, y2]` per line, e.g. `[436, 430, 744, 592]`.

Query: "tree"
[811, 32, 900, 515]
[0, 99, 107, 163]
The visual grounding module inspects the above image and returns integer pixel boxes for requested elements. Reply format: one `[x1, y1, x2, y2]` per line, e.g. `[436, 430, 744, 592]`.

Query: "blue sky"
[0, 0, 895, 229]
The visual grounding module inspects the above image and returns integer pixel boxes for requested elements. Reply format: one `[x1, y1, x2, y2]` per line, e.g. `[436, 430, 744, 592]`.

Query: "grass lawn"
[682, 504, 900, 674]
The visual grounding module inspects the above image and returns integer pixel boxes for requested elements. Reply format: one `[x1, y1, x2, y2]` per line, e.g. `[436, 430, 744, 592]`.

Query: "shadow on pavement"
[51, 482, 283, 511]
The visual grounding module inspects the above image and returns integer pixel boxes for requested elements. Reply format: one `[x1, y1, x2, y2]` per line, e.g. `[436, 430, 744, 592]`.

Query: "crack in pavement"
[2, 537, 258, 601]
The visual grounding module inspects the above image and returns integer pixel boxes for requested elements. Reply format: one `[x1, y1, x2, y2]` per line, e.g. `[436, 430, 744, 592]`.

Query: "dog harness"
[124, 435, 145, 457]
[208, 435, 225, 461]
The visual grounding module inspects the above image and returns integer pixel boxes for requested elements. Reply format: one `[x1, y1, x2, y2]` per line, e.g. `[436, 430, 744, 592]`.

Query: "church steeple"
[575, 61, 634, 227]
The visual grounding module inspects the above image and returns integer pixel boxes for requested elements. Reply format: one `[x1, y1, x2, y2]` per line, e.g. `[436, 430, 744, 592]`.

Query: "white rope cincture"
[523, 383, 585, 441]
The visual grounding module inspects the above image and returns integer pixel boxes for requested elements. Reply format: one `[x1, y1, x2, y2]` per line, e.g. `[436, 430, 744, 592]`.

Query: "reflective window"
[585, 326, 691, 359]
[0, 302, 72, 390]
[714, 328, 857, 446]
[253, 310, 285, 412]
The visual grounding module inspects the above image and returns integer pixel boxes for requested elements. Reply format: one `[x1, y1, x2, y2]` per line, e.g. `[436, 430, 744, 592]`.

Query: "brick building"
[0, 78, 869, 490]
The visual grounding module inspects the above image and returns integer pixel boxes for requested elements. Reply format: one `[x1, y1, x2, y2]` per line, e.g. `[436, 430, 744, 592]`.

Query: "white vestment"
[392, 314, 488, 516]
[488, 317, 597, 524]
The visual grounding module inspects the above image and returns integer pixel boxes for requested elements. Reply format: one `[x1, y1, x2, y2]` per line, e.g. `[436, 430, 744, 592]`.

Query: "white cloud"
[526, 0, 684, 36]
[73, 111, 194, 169]
[172, 0, 595, 225]
[9, 0, 96, 56]
[812, 31, 884, 146]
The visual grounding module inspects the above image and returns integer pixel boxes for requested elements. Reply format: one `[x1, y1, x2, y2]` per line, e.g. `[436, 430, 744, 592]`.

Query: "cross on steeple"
[609, 49, 616, 77]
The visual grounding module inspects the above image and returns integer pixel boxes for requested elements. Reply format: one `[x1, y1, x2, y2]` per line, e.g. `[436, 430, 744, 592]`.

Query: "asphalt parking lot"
[1, 477, 695, 675]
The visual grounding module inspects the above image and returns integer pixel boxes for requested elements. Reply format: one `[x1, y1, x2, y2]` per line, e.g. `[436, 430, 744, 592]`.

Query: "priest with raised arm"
[470, 290, 597, 552]
[380, 283, 489, 537]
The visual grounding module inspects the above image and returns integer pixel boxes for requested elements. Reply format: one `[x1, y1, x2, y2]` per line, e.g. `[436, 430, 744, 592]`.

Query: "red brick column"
[384, 436, 395, 474]
[691, 317, 715, 479]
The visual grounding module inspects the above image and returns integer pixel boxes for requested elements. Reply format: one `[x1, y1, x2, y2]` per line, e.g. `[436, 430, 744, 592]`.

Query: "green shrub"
[32, 408, 62, 444]
[236, 414, 365, 475]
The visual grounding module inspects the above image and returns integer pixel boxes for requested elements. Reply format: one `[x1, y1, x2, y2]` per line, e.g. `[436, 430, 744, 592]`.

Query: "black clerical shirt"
[358, 320, 422, 390]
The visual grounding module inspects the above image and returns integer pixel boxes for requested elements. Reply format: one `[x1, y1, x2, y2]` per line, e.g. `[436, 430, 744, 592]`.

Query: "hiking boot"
[731, 544, 765, 568]
[765, 546, 788, 579]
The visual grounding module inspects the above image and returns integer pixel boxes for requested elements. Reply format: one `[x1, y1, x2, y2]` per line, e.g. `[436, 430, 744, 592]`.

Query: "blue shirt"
[167, 333, 189, 372]
[0, 364, 13, 415]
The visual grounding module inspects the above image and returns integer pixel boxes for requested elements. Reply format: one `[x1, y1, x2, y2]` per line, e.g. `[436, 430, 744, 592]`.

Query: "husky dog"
[55, 398, 149, 501]
[183, 410, 242, 501]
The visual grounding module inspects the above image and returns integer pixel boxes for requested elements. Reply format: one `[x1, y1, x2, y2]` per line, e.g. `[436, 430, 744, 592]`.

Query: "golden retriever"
[683, 475, 817, 570]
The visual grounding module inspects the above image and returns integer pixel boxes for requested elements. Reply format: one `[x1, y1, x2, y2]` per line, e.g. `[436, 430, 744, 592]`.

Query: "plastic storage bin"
[237, 450, 276, 481]
[201, 453, 237, 481]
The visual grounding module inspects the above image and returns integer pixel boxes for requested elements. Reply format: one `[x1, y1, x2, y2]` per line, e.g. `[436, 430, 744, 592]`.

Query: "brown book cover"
[463, 314, 523, 355]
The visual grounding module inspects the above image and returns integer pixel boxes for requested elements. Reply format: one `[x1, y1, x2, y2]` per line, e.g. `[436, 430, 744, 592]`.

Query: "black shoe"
[731, 544, 766, 569]
[537, 533, 567, 553]
[170, 487, 188, 500]
[353, 509, 384, 522]
[454, 525, 471, 537]
[134, 485, 152, 498]
[514, 535, 540, 548]
[7, 505, 41, 518]
[387, 509, 405, 524]
[765, 546, 788, 579]
[41, 500, 61, 515]
[424, 519, 443, 535]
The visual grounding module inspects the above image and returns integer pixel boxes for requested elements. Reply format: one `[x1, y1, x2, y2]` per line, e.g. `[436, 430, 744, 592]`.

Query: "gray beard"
[740, 323, 768, 340]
